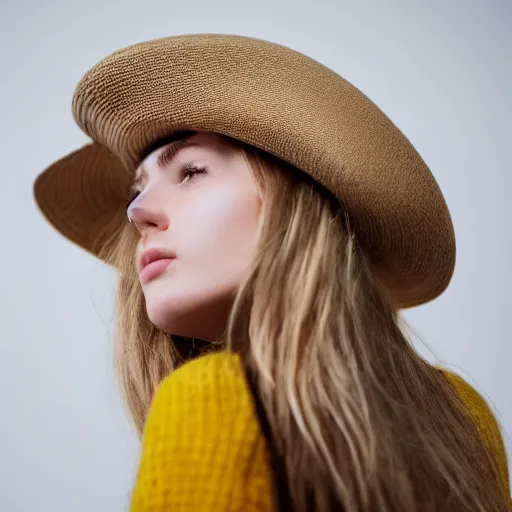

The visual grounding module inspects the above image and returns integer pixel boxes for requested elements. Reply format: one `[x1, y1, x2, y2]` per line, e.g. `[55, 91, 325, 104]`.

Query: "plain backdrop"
[1, 0, 510, 510]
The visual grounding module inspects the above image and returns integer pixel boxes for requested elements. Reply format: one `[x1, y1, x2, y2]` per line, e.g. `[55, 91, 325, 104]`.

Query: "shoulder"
[156, 349, 248, 400]
[131, 351, 273, 511]
[441, 369, 504, 446]
[440, 369, 510, 499]
[150, 350, 256, 432]
[144, 350, 260, 454]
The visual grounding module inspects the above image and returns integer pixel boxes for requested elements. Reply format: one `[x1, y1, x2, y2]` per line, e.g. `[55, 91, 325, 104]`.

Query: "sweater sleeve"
[443, 371, 511, 504]
[130, 351, 274, 512]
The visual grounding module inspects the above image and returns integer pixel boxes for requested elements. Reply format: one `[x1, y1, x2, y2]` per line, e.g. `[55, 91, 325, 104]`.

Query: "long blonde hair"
[101, 136, 508, 511]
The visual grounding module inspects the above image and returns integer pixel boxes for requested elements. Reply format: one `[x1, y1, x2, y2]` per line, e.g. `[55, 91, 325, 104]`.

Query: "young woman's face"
[128, 132, 261, 341]
[127, 131, 262, 342]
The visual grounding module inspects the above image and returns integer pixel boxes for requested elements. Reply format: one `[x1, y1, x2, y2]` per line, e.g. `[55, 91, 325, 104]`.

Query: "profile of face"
[127, 131, 262, 342]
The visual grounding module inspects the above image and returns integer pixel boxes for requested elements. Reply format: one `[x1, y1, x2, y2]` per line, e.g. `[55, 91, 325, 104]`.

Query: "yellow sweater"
[131, 351, 511, 511]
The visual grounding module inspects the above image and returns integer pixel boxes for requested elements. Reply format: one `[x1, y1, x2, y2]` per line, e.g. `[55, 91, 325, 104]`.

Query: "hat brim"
[33, 33, 456, 308]
[34, 142, 131, 258]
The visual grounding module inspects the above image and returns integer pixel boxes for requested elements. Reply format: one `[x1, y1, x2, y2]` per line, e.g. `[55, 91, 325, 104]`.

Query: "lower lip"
[139, 258, 174, 284]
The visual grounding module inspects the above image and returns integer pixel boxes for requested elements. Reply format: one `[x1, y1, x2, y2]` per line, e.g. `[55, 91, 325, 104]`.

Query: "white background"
[1, 0, 510, 510]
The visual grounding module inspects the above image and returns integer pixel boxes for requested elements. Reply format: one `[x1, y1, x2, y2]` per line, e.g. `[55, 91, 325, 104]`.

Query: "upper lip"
[138, 248, 176, 274]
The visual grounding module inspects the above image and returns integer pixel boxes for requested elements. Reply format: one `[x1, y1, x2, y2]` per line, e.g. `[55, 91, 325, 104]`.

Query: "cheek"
[180, 186, 261, 284]
[140, 181, 261, 337]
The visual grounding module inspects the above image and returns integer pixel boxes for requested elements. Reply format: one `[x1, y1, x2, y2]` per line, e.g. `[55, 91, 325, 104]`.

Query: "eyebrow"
[132, 135, 200, 190]
[156, 139, 200, 168]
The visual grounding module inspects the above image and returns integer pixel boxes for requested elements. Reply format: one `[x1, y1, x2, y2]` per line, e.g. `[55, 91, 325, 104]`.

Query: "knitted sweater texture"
[131, 351, 511, 511]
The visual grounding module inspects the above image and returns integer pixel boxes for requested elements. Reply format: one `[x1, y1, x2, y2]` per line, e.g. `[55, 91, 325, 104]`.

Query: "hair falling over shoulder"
[101, 138, 509, 512]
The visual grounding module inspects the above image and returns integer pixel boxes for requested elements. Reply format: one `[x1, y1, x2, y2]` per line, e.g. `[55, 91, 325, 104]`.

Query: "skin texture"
[127, 131, 262, 342]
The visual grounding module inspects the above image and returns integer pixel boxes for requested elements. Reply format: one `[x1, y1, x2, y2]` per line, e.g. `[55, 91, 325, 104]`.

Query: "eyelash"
[126, 165, 208, 208]
[180, 164, 208, 183]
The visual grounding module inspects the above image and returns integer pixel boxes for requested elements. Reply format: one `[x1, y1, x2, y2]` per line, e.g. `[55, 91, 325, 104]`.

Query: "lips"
[138, 248, 176, 284]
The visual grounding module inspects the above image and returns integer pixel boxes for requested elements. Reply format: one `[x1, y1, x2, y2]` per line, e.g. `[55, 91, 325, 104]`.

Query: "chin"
[145, 295, 193, 336]
[144, 287, 234, 342]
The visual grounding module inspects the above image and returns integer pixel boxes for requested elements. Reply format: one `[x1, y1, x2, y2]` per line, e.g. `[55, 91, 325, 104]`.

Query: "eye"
[179, 165, 208, 184]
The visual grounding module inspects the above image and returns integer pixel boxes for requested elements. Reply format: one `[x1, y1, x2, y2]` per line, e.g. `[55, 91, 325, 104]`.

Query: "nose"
[128, 195, 169, 236]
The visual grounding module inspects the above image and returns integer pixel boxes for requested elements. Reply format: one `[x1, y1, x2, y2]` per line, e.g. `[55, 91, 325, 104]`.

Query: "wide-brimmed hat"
[33, 33, 455, 308]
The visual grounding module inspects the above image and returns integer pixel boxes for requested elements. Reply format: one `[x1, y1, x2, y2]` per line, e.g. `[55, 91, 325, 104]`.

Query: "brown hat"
[33, 33, 455, 308]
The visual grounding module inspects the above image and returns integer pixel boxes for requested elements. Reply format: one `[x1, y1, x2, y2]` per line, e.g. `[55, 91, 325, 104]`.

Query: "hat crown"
[35, 34, 456, 307]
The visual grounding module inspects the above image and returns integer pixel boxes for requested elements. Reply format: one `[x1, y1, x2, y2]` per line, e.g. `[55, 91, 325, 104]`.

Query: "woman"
[34, 34, 510, 511]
